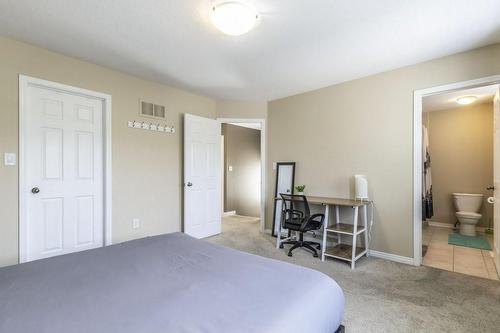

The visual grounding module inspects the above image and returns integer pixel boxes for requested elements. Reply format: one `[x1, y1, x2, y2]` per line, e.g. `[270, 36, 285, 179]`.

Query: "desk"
[275, 196, 370, 269]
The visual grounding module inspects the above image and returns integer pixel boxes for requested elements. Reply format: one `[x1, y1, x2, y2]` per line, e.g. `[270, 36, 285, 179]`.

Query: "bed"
[0, 232, 344, 333]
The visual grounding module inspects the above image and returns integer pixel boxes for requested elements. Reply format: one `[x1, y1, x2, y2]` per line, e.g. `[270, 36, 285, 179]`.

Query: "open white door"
[493, 88, 500, 270]
[184, 114, 221, 238]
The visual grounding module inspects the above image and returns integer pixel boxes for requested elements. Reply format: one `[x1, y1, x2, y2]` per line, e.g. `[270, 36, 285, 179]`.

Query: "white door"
[493, 88, 500, 270]
[23, 84, 104, 262]
[184, 114, 221, 238]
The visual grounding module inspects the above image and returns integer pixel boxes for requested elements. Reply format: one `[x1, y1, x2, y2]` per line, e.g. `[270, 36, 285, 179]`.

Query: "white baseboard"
[427, 221, 454, 228]
[222, 211, 236, 217]
[427, 220, 488, 232]
[368, 250, 414, 266]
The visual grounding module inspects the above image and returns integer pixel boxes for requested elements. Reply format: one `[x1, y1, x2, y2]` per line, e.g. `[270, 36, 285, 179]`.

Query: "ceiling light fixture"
[210, 1, 258, 36]
[456, 96, 477, 105]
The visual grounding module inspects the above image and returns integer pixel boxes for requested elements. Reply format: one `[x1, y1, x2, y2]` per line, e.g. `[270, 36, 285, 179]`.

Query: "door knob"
[486, 186, 495, 190]
[31, 187, 40, 194]
[186, 182, 193, 187]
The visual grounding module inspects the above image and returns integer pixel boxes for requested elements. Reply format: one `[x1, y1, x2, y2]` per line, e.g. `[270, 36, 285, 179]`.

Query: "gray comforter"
[0, 232, 344, 333]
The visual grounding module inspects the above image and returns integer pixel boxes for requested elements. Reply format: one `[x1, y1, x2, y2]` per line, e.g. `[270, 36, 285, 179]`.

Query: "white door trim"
[413, 74, 500, 266]
[217, 118, 266, 233]
[18, 75, 113, 263]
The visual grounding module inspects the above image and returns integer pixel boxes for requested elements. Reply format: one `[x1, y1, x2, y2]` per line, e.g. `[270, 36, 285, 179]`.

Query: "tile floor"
[422, 225, 499, 280]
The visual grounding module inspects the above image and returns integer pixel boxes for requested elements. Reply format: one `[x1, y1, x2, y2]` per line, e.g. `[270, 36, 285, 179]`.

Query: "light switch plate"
[4, 153, 16, 166]
[132, 218, 140, 229]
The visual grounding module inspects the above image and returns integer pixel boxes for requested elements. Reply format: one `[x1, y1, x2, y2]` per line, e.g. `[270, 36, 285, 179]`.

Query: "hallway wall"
[223, 124, 261, 217]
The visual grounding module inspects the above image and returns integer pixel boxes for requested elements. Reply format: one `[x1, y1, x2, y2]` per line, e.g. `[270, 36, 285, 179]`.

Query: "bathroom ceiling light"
[456, 96, 477, 105]
[210, 1, 258, 36]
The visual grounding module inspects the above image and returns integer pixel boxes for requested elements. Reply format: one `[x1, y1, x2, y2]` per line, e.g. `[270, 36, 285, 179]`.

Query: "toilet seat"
[456, 211, 481, 218]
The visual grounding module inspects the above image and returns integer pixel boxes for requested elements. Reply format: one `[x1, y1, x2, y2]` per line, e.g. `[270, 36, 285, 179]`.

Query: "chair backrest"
[280, 193, 310, 223]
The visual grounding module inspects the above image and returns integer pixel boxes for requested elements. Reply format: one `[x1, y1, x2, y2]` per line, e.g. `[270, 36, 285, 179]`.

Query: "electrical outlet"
[132, 218, 140, 229]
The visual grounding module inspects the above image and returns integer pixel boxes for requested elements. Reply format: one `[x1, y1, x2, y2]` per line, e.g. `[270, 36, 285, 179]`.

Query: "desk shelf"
[326, 223, 365, 235]
[324, 244, 367, 262]
[321, 202, 371, 269]
[274, 196, 371, 270]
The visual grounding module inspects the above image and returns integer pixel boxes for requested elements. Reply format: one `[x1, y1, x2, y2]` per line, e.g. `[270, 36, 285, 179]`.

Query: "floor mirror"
[271, 162, 296, 237]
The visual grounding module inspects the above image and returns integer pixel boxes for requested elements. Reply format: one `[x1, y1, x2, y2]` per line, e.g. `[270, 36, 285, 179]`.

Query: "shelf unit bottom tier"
[324, 244, 367, 262]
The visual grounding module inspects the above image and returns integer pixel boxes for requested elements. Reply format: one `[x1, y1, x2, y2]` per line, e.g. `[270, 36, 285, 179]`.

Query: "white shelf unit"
[322, 204, 370, 269]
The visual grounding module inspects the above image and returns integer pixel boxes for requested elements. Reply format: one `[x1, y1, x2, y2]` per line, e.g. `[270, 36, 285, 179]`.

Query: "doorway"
[218, 118, 266, 233]
[19, 75, 112, 263]
[414, 75, 500, 280]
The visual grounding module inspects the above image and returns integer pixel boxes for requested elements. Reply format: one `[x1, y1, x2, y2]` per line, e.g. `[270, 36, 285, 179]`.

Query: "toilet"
[452, 193, 483, 236]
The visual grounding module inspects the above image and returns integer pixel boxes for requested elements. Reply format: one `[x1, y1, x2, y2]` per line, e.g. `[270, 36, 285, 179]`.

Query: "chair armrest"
[283, 209, 304, 219]
[290, 210, 304, 218]
[300, 213, 325, 230]
[310, 213, 324, 222]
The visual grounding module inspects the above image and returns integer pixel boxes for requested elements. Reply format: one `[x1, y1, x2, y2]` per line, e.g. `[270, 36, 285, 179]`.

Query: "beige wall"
[2, 35, 500, 265]
[222, 124, 261, 217]
[425, 102, 493, 227]
[0, 36, 216, 267]
[216, 99, 267, 119]
[267, 43, 500, 258]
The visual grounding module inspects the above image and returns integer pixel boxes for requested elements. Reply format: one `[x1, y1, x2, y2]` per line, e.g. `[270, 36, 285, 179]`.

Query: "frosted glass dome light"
[210, 1, 258, 36]
[456, 96, 477, 105]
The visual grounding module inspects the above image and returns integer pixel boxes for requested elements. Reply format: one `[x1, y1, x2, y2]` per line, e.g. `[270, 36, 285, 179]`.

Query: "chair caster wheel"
[313, 253, 319, 258]
[288, 253, 293, 257]
[279, 245, 284, 249]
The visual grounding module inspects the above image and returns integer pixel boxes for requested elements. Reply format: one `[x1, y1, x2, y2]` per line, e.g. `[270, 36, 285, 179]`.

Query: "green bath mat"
[448, 233, 492, 250]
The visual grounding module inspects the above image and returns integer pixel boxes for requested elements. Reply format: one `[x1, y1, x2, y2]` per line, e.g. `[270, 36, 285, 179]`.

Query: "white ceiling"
[1, 0, 500, 101]
[423, 84, 498, 112]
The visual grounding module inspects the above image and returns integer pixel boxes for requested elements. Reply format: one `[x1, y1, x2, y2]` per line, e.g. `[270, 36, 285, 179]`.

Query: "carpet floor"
[207, 216, 500, 333]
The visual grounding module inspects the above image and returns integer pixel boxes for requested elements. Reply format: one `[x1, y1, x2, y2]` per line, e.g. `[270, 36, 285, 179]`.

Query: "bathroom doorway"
[414, 78, 500, 280]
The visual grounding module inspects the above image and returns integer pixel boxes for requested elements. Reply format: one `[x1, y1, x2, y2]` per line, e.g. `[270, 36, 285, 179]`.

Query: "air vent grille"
[154, 104, 165, 118]
[140, 100, 166, 119]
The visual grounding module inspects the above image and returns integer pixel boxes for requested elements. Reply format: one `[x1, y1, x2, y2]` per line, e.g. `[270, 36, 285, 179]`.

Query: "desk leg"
[351, 206, 359, 270]
[364, 205, 369, 257]
[321, 204, 329, 262]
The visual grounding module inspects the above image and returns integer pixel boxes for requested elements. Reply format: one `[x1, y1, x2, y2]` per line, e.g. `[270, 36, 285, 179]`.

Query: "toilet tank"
[453, 193, 483, 212]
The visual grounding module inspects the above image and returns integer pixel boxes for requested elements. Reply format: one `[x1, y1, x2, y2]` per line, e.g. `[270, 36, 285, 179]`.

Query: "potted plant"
[295, 185, 306, 195]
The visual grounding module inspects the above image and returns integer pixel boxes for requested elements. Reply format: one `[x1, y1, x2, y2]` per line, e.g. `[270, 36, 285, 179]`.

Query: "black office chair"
[279, 194, 325, 257]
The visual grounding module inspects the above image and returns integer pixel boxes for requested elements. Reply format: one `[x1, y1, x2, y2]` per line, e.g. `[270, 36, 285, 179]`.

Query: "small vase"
[296, 191, 304, 196]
